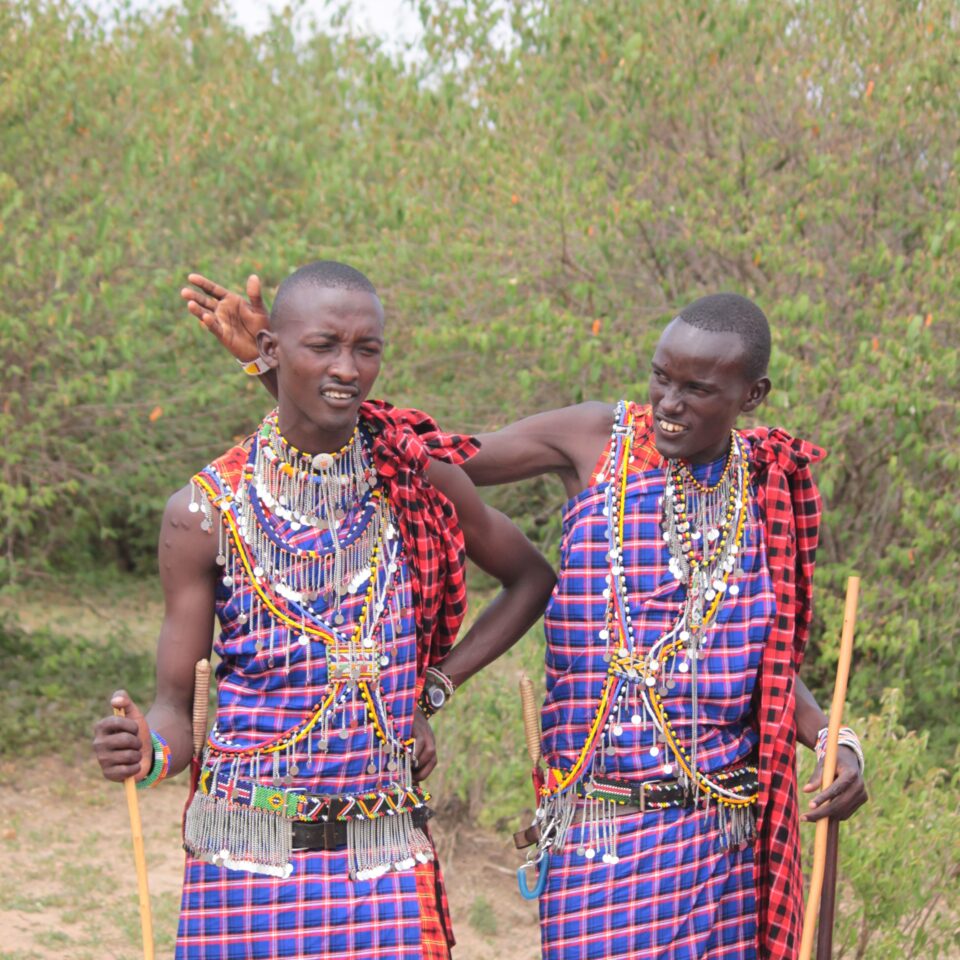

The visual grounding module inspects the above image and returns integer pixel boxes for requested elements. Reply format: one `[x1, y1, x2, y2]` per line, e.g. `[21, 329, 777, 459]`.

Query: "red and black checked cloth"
[359, 400, 480, 678]
[742, 426, 826, 960]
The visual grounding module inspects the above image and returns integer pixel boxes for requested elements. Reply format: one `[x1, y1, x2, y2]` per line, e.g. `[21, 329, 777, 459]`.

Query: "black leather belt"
[291, 807, 434, 851]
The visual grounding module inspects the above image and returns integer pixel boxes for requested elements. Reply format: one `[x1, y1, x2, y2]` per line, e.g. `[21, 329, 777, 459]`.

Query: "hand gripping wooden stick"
[113, 706, 155, 960]
[799, 575, 860, 960]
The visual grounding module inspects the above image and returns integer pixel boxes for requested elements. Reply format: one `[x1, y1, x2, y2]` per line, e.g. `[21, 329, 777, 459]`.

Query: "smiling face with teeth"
[649, 318, 771, 464]
[258, 284, 385, 454]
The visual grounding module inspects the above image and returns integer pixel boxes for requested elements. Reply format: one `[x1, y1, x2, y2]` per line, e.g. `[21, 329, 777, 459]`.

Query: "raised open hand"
[181, 273, 270, 362]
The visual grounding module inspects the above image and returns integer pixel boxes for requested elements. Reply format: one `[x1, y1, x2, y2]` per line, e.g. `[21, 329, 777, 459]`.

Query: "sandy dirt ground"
[0, 756, 540, 960]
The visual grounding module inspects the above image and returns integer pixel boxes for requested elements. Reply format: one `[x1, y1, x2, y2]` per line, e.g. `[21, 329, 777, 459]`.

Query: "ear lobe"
[741, 377, 772, 413]
[257, 330, 280, 370]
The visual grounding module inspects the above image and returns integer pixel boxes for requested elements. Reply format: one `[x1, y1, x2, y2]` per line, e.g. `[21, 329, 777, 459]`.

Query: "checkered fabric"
[178, 412, 461, 958]
[361, 400, 480, 677]
[540, 806, 756, 960]
[740, 425, 825, 960]
[541, 407, 775, 786]
[177, 855, 449, 959]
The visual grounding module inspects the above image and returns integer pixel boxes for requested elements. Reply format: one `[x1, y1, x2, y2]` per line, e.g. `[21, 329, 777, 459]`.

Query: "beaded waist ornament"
[531, 401, 758, 864]
[182, 414, 434, 880]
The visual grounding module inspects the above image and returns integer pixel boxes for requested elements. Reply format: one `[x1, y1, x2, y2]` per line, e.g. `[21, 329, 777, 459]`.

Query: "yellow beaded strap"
[646, 638, 757, 807]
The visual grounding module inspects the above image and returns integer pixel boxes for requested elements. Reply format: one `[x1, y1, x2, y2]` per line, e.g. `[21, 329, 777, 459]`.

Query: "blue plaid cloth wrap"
[176, 441, 438, 960]
[538, 445, 775, 959]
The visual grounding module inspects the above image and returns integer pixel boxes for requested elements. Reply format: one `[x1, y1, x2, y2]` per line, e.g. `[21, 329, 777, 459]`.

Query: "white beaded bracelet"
[815, 725, 865, 775]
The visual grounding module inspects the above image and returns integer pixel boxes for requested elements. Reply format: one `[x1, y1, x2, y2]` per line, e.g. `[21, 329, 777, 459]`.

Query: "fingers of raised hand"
[246, 274, 263, 307]
[181, 286, 223, 313]
[187, 273, 229, 299]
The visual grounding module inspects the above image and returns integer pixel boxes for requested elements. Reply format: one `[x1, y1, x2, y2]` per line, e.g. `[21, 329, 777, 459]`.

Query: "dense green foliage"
[2, 0, 958, 953]
[0, 620, 154, 755]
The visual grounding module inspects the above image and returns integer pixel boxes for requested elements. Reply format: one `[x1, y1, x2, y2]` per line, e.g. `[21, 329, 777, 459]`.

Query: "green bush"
[0, 618, 154, 756]
[2, 0, 957, 757]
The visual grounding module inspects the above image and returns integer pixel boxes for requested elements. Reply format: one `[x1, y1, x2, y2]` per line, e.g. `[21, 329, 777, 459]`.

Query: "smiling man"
[93, 260, 556, 960]
[182, 281, 867, 960]
[463, 293, 866, 960]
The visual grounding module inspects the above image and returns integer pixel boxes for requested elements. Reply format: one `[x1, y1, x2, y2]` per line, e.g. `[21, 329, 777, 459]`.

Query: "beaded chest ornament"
[183, 416, 433, 880]
[532, 401, 758, 863]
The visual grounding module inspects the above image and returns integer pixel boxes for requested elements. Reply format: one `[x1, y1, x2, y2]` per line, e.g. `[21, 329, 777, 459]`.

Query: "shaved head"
[271, 260, 379, 327]
[675, 293, 771, 382]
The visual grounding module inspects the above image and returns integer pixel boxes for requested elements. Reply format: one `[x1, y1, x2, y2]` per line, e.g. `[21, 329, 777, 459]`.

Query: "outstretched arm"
[462, 401, 615, 498]
[182, 272, 279, 400]
[93, 485, 220, 782]
[795, 675, 868, 821]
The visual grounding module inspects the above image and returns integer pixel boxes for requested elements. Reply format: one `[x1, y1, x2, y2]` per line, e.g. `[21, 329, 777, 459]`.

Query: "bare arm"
[426, 459, 557, 685]
[93, 484, 220, 782]
[463, 401, 615, 498]
[795, 674, 868, 821]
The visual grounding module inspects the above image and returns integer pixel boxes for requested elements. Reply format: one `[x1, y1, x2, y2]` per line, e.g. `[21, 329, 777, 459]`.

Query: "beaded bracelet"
[815, 725, 865, 776]
[136, 730, 172, 790]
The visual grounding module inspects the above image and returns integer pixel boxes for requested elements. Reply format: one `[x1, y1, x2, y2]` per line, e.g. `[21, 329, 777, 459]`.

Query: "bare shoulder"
[159, 483, 220, 576]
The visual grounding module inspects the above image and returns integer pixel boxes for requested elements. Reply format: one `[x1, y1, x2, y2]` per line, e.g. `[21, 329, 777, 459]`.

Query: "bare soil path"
[0, 756, 539, 960]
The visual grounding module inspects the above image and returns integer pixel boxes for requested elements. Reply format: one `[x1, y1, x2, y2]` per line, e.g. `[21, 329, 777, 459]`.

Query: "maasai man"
[180, 279, 868, 959]
[94, 260, 556, 960]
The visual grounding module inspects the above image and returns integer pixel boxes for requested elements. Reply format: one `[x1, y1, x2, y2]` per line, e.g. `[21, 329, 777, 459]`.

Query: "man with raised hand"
[94, 260, 555, 960]
[182, 277, 867, 959]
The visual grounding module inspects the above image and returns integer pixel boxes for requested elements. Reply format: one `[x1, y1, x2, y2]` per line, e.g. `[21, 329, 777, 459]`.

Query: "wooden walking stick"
[799, 575, 860, 960]
[113, 705, 155, 960]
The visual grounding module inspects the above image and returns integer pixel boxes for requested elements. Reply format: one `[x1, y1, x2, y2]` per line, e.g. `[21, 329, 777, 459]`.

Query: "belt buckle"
[639, 782, 647, 812]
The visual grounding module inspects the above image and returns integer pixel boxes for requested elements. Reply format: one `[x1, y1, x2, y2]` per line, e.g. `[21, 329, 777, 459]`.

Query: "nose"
[329, 348, 359, 383]
[659, 384, 684, 416]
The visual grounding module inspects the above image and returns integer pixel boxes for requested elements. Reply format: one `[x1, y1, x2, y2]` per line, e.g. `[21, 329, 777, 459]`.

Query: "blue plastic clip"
[517, 850, 551, 900]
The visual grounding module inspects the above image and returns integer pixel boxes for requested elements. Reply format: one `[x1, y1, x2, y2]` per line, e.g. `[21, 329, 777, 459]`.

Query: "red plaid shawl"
[360, 400, 480, 675]
[742, 426, 826, 960]
[209, 403, 479, 679]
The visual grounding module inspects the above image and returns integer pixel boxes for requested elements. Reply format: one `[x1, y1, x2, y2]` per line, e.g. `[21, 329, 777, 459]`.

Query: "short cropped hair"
[272, 260, 378, 324]
[676, 293, 770, 381]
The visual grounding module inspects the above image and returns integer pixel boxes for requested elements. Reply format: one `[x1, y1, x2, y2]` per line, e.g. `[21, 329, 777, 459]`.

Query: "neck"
[275, 407, 360, 455]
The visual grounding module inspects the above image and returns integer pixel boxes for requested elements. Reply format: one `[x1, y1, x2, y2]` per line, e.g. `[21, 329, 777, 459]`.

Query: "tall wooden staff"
[799, 575, 860, 960]
[113, 705, 155, 960]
